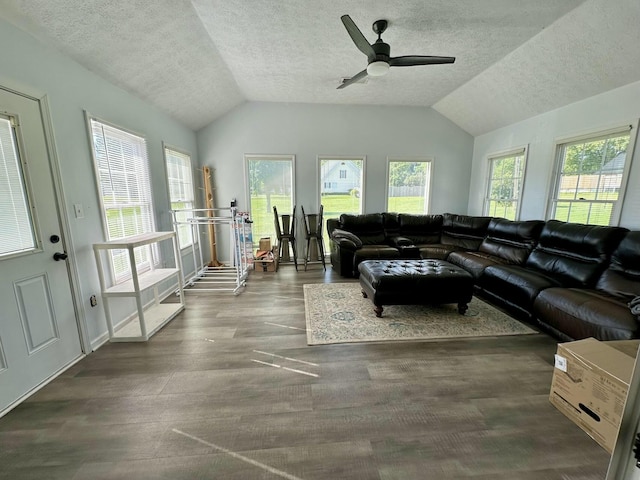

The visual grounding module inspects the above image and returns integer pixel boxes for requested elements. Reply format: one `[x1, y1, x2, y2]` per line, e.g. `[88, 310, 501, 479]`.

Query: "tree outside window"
[550, 131, 630, 225]
[484, 149, 526, 220]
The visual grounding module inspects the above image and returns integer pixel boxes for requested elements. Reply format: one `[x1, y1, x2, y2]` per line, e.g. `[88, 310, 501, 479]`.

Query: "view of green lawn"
[246, 189, 617, 253]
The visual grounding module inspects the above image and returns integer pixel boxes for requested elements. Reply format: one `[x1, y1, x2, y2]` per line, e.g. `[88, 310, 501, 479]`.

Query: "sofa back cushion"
[441, 213, 492, 250]
[397, 214, 443, 244]
[339, 213, 386, 245]
[383, 212, 401, 238]
[479, 218, 544, 264]
[596, 231, 640, 299]
[526, 220, 628, 287]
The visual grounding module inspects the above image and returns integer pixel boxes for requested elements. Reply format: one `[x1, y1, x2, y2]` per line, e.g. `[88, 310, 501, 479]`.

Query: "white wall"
[197, 101, 474, 260]
[0, 18, 198, 348]
[469, 80, 640, 229]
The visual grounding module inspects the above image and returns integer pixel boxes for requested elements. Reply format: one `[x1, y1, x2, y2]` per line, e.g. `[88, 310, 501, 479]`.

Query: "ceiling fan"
[338, 14, 455, 89]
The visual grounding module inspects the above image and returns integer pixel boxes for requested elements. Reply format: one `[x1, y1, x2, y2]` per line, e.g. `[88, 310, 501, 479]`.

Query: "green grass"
[387, 196, 427, 214]
[246, 190, 618, 249]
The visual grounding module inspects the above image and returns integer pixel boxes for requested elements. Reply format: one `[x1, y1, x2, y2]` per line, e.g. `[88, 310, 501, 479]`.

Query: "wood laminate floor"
[0, 266, 611, 479]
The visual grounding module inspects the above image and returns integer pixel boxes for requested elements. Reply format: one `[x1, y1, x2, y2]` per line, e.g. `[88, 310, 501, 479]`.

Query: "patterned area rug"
[304, 283, 536, 345]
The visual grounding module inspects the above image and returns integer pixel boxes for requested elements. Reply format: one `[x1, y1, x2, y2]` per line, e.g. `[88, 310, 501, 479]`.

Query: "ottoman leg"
[458, 302, 468, 315]
[362, 290, 368, 298]
[374, 305, 384, 318]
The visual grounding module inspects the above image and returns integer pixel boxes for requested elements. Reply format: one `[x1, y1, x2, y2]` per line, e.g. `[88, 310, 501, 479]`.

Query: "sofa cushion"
[533, 287, 639, 341]
[398, 214, 443, 244]
[448, 251, 510, 280]
[383, 212, 401, 238]
[353, 246, 402, 276]
[596, 231, 640, 300]
[441, 213, 492, 250]
[478, 218, 544, 264]
[480, 264, 564, 317]
[340, 213, 386, 245]
[525, 220, 628, 287]
[418, 244, 461, 260]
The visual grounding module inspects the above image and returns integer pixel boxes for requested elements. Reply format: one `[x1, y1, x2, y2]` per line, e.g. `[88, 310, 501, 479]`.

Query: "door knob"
[53, 252, 68, 261]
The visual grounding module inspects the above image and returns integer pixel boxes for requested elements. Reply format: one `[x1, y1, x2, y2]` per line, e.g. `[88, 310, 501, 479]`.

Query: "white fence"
[388, 185, 426, 197]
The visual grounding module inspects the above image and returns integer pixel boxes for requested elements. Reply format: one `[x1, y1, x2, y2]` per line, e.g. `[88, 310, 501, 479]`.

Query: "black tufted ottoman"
[358, 259, 474, 317]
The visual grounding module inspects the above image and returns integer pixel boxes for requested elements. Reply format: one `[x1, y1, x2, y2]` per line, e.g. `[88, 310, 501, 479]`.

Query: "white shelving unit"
[93, 231, 185, 342]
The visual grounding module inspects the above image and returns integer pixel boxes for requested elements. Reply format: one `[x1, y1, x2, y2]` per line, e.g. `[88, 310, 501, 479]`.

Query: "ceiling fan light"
[366, 61, 389, 77]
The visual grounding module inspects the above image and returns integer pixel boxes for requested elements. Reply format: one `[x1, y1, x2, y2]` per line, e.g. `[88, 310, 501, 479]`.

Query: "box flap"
[558, 338, 635, 385]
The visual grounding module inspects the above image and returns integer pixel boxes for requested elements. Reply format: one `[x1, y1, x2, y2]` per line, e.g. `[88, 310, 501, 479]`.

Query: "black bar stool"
[273, 205, 298, 270]
[301, 205, 326, 271]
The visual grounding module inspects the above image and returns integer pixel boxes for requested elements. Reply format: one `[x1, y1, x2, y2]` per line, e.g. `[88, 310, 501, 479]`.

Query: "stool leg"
[291, 238, 298, 271]
[458, 302, 468, 315]
[317, 236, 326, 271]
[304, 237, 310, 271]
[374, 305, 384, 318]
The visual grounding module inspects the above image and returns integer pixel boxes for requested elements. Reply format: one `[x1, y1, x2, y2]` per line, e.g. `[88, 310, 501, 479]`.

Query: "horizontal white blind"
[90, 119, 156, 282]
[0, 116, 36, 257]
[165, 147, 194, 248]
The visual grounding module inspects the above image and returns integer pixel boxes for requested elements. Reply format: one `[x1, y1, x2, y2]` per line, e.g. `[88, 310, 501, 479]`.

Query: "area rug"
[304, 283, 536, 345]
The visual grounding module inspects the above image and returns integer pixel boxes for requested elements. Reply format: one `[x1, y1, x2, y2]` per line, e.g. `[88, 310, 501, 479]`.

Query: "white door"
[0, 87, 83, 414]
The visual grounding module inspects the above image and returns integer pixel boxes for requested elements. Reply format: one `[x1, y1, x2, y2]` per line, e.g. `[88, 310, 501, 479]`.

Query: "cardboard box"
[254, 246, 279, 272]
[549, 338, 639, 453]
[259, 237, 271, 252]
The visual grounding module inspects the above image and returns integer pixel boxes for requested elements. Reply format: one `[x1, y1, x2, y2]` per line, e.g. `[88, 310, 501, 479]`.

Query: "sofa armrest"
[388, 235, 415, 247]
[331, 228, 363, 249]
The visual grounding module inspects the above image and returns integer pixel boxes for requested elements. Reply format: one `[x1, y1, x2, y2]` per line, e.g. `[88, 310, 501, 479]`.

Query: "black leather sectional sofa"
[327, 213, 640, 342]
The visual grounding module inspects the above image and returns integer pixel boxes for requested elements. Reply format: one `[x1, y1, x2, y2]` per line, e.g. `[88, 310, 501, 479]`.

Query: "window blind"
[0, 115, 36, 258]
[90, 118, 156, 282]
[165, 146, 194, 248]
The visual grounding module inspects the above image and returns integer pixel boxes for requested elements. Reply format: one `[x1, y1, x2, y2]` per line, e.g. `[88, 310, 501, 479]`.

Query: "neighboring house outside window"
[319, 156, 365, 248]
[484, 148, 527, 220]
[165, 146, 195, 249]
[548, 128, 632, 226]
[88, 117, 157, 283]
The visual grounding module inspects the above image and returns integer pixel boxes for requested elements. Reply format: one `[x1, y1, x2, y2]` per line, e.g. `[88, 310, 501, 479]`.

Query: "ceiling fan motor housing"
[371, 41, 390, 63]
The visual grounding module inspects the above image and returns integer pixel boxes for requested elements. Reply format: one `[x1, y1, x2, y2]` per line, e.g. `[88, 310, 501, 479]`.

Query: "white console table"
[93, 232, 185, 342]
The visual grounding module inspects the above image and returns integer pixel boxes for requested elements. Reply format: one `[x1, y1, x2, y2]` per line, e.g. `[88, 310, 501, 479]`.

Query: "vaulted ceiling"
[1, 0, 639, 135]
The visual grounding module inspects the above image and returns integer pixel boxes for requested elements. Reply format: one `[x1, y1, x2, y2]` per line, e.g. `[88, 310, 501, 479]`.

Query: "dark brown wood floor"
[0, 265, 611, 479]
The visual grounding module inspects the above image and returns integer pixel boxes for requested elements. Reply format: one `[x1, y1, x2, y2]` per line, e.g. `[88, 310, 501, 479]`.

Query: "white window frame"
[385, 156, 433, 214]
[317, 155, 366, 211]
[244, 154, 296, 243]
[547, 124, 636, 226]
[318, 155, 366, 251]
[164, 143, 196, 250]
[86, 113, 158, 283]
[0, 112, 42, 260]
[483, 146, 528, 220]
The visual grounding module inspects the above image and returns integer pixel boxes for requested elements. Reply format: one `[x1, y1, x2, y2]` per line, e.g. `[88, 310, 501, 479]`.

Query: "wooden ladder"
[203, 166, 223, 267]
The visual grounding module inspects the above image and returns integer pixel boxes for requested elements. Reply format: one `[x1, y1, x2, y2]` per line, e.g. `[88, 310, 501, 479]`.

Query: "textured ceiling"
[433, 0, 640, 136]
[3, 0, 635, 135]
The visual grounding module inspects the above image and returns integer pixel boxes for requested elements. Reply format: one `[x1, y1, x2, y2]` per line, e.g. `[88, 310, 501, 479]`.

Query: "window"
[0, 114, 37, 258]
[319, 156, 365, 248]
[88, 117, 156, 282]
[386, 158, 432, 214]
[549, 128, 632, 226]
[484, 148, 527, 220]
[165, 146, 195, 249]
[339, 169, 347, 179]
[245, 155, 295, 242]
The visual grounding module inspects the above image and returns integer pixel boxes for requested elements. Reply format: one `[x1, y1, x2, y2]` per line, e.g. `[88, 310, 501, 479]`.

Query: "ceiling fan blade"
[337, 69, 368, 89]
[341, 15, 376, 63]
[389, 55, 456, 67]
